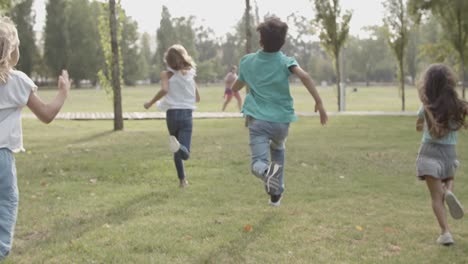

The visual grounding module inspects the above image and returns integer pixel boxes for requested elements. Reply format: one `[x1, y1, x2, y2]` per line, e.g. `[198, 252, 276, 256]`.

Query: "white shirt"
[157, 67, 197, 111]
[0, 70, 37, 152]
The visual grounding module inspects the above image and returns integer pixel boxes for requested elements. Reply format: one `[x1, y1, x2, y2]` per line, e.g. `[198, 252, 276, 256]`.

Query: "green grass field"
[5, 116, 468, 263]
[27, 84, 423, 113]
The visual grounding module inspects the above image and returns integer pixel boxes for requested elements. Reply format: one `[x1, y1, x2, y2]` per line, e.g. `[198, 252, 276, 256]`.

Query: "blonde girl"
[144, 44, 200, 188]
[0, 17, 70, 259]
[416, 63, 468, 246]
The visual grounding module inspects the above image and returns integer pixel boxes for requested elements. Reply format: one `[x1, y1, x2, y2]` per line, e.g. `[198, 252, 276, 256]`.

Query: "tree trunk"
[335, 53, 341, 112]
[245, 0, 251, 54]
[109, 0, 123, 130]
[400, 59, 405, 111]
[461, 52, 466, 99]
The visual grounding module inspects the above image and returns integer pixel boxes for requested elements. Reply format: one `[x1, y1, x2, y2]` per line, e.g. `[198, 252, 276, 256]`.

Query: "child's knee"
[270, 140, 285, 150]
[251, 161, 268, 178]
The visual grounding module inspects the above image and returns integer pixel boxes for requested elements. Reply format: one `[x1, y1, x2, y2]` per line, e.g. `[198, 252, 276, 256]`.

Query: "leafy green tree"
[43, 0, 68, 77]
[284, 13, 315, 73]
[409, 0, 468, 98]
[154, 6, 176, 69]
[120, 13, 140, 86]
[0, 0, 12, 15]
[172, 16, 198, 59]
[10, 0, 36, 76]
[383, 0, 410, 111]
[195, 25, 222, 82]
[137, 32, 152, 82]
[417, 15, 451, 64]
[66, 0, 102, 86]
[314, 0, 352, 111]
[406, 25, 420, 85]
[221, 33, 240, 70]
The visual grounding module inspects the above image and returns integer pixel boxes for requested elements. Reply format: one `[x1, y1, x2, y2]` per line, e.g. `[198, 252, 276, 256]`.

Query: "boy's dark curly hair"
[256, 16, 288, 52]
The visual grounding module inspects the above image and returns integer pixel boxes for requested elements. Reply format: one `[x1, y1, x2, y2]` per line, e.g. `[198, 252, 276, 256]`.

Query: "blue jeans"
[166, 109, 193, 180]
[248, 117, 289, 195]
[0, 148, 18, 260]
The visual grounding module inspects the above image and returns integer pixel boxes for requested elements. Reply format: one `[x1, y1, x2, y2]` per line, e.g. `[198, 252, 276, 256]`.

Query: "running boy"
[231, 16, 328, 206]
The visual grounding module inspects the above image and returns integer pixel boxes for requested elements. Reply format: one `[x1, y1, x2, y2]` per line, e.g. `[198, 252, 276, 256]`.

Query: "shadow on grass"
[198, 210, 278, 263]
[18, 190, 171, 255]
[73, 130, 115, 144]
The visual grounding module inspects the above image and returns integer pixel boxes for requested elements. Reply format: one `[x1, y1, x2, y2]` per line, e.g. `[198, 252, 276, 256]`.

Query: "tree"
[314, 0, 352, 111]
[109, 0, 123, 130]
[120, 13, 140, 86]
[383, 0, 410, 111]
[137, 32, 152, 82]
[172, 16, 198, 59]
[409, 0, 468, 98]
[284, 13, 316, 73]
[245, 0, 252, 54]
[10, 0, 36, 76]
[0, 0, 12, 14]
[66, 0, 102, 86]
[406, 25, 419, 85]
[154, 6, 176, 69]
[43, 0, 68, 77]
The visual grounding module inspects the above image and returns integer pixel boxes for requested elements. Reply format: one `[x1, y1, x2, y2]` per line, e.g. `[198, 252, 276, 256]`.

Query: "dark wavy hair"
[256, 16, 288, 52]
[418, 63, 468, 138]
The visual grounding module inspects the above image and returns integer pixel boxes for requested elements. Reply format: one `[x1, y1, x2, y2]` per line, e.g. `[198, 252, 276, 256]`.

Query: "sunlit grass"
[5, 117, 468, 263]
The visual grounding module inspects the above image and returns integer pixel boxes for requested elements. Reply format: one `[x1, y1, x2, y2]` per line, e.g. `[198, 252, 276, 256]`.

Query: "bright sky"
[32, 0, 385, 38]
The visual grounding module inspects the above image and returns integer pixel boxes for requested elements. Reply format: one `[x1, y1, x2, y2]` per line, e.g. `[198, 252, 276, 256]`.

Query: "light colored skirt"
[416, 143, 459, 181]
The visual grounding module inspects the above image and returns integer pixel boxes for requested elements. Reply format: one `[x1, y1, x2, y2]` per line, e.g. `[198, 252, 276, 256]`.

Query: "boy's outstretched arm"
[231, 79, 246, 93]
[144, 71, 172, 109]
[27, 70, 70, 124]
[290, 66, 328, 125]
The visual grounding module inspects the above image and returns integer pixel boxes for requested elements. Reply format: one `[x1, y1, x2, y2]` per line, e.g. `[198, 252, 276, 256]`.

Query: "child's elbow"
[38, 115, 54, 124]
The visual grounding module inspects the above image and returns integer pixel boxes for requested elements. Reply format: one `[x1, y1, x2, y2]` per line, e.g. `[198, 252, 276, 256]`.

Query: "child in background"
[222, 65, 242, 111]
[0, 17, 70, 259]
[231, 16, 328, 206]
[144, 44, 200, 188]
[416, 64, 468, 246]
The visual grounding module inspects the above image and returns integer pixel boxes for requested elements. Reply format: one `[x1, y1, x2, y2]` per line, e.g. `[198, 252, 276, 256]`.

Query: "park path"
[22, 111, 417, 120]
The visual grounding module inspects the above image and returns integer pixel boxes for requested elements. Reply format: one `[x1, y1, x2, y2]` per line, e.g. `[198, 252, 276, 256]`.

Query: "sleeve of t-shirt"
[285, 56, 299, 76]
[417, 105, 424, 118]
[13, 71, 37, 106]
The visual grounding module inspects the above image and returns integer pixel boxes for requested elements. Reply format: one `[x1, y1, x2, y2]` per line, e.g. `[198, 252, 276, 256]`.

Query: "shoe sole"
[445, 192, 464, 220]
[265, 164, 281, 194]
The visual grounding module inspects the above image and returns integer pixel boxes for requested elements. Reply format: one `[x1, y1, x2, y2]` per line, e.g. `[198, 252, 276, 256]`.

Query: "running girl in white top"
[144, 44, 200, 188]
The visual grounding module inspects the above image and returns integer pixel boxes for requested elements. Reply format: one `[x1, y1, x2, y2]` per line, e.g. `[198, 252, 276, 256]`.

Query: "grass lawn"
[26, 84, 424, 113]
[4, 116, 468, 263]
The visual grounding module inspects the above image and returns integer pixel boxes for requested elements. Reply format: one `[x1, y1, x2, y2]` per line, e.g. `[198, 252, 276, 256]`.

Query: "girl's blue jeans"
[166, 109, 193, 180]
[0, 148, 18, 260]
[247, 117, 289, 195]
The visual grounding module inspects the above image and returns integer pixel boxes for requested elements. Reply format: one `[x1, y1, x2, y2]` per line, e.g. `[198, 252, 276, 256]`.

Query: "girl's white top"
[0, 70, 37, 153]
[157, 67, 197, 111]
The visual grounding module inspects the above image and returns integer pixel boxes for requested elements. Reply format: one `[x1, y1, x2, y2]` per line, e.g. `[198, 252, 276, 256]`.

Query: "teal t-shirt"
[238, 50, 298, 123]
[418, 105, 457, 145]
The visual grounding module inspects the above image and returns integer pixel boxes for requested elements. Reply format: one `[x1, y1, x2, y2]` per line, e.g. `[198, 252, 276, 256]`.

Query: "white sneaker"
[168, 136, 180, 153]
[445, 191, 464, 219]
[436, 232, 454, 246]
